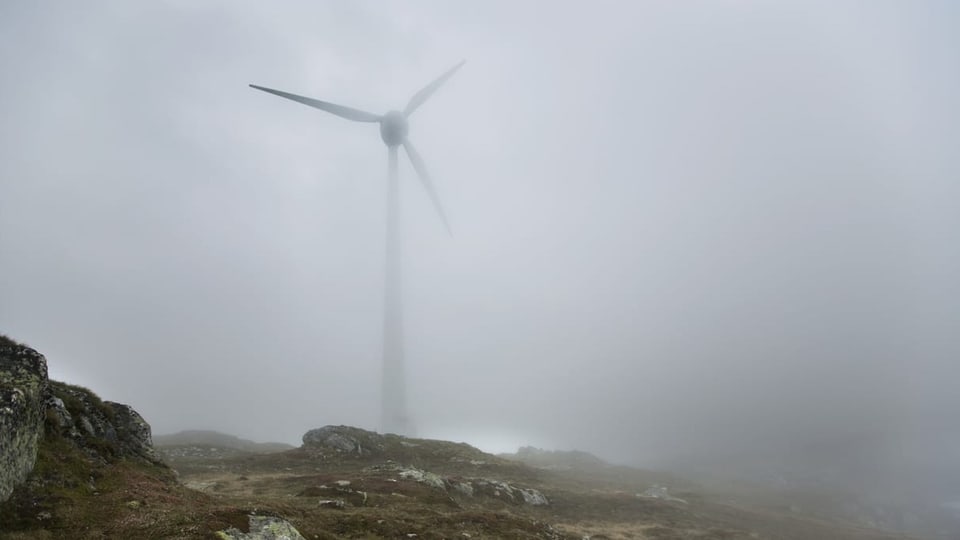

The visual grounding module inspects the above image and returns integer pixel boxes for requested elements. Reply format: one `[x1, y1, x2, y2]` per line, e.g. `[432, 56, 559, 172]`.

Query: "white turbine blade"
[249, 84, 381, 123]
[403, 60, 466, 117]
[402, 139, 452, 235]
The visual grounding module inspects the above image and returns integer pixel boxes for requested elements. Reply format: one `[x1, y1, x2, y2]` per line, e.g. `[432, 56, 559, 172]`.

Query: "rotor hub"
[379, 110, 408, 147]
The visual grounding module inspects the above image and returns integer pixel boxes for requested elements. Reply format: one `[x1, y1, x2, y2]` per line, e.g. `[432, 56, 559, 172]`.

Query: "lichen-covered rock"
[399, 466, 447, 489]
[387, 462, 550, 506]
[455, 477, 549, 506]
[300, 425, 505, 470]
[45, 396, 73, 429]
[2, 332, 165, 507]
[452, 481, 474, 496]
[46, 381, 117, 444]
[105, 401, 160, 462]
[518, 487, 549, 505]
[0, 339, 48, 502]
[302, 425, 384, 455]
[216, 515, 306, 540]
[45, 380, 163, 465]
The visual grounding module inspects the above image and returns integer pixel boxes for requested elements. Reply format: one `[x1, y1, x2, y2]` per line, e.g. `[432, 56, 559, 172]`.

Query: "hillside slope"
[154, 430, 293, 453]
[161, 424, 913, 540]
[1, 337, 917, 539]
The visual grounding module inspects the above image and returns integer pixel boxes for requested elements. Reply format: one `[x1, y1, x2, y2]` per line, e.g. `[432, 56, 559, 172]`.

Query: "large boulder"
[300, 425, 510, 468]
[105, 401, 160, 462]
[0, 338, 48, 502]
[1, 334, 165, 506]
[44, 380, 163, 465]
[302, 425, 383, 455]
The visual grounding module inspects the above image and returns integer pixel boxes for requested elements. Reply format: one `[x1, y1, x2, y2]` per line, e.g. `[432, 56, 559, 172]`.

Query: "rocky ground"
[2, 417, 914, 540]
[150, 425, 915, 540]
[0, 337, 918, 539]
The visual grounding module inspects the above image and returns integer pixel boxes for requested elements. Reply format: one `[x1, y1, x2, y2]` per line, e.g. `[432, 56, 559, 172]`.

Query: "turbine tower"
[250, 61, 464, 436]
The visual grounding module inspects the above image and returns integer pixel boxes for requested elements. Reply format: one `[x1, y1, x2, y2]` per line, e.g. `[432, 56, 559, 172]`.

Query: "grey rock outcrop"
[1, 335, 164, 503]
[106, 401, 160, 462]
[387, 464, 549, 506]
[302, 425, 382, 455]
[45, 379, 162, 464]
[300, 425, 496, 465]
[0, 339, 48, 503]
[216, 515, 306, 540]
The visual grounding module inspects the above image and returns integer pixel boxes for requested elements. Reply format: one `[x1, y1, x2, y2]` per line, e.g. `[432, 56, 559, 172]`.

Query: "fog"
[2, 1, 958, 506]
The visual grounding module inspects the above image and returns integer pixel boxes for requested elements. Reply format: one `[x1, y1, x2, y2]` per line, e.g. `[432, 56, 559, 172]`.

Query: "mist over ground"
[2, 1, 958, 506]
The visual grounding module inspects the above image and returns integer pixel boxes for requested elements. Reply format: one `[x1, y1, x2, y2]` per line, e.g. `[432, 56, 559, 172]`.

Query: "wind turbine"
[250, 61, 464, 436]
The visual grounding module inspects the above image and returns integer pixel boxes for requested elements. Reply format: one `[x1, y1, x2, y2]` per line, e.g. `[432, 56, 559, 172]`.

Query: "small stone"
[519, 487, 549, 505]
[217, 515, 306, 540]
[398, 467, 446, 489]
[453, 482, 474, 497]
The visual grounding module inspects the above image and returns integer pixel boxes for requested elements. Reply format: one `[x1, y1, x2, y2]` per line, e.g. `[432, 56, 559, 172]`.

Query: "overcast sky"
[1, 1, 958, 491]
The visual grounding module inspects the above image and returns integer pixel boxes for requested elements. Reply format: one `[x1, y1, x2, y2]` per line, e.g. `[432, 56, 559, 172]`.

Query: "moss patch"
[0, 334, 23, 349]
[48, 380, 117, 424]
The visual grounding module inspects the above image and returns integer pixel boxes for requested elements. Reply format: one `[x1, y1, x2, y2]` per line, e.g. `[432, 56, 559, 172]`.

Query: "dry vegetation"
[153, 431, 911, 540]
[2, 409, 916, 539]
